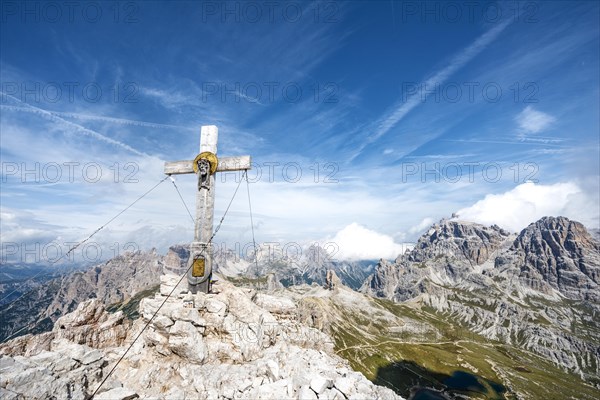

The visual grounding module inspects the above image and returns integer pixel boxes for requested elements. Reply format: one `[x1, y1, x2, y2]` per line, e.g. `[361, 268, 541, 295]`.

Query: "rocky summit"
[0, 274, 402, 400]
[363, 216, 600, 385]
[507, 216, 600, 301]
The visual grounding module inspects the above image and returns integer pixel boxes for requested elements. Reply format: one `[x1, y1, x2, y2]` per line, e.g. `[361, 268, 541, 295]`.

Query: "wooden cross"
[164, 125, 251, 293]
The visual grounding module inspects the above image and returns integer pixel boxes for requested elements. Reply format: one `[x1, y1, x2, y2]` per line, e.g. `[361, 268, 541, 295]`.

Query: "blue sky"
[1, 1, 599, 263]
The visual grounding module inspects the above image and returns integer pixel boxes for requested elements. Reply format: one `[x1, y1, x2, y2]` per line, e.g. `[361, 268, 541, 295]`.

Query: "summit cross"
[164, 125, 251, 293]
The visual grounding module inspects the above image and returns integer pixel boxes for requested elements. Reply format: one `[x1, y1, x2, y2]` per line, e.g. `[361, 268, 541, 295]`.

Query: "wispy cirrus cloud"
[348, 18, 513, 161]
[1, 93, 149, 157]
[0, 105, 194, 131]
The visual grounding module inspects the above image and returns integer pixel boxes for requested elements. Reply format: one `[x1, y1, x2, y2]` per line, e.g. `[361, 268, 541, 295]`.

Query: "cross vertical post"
[190, 125, 217, 293]
[164, 125, 252, 293]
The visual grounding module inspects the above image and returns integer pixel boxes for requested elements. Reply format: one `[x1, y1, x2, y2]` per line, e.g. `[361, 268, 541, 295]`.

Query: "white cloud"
[516, 106, 556, 134]
[0, 210, 58, 243]
[454, 181, 598, 232]
[327, 223, 413, 261]
[408, 217, 435, 236]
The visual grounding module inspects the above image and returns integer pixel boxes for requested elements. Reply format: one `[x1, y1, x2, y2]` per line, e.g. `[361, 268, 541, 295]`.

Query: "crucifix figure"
[164, 125, 251, 293]
[197, 159, 211, 190]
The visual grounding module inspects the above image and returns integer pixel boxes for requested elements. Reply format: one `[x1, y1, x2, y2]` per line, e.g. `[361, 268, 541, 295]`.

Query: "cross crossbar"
[164, 155, 251, 175]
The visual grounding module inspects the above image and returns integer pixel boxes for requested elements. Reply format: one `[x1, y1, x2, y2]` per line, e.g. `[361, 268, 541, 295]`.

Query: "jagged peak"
[526, 216, 595, 235]
[413, 216, 599, 251]
[411, 219, 509, 249]
[513, 216, 599, 251]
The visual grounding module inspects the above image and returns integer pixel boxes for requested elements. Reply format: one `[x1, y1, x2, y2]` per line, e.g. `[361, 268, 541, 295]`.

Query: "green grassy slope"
[301, 290, 599, 400]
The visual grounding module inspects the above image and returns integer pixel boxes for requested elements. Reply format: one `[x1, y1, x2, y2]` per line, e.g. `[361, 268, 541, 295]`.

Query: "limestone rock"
[0, 277, 404, 400]
[511, 216, 600, 301]
[298, 385, 318, 400]
[310, 375, 333, 394]
[167, 320, 206, 363]
[1, 300, 130, 358]
[95, 387, 139, 400]
[253, 293, 297, 315]
[334, 376, 356, 397]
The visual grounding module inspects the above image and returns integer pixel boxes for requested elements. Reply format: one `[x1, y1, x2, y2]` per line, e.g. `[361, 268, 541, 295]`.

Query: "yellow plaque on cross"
[192, 256, 206, 277]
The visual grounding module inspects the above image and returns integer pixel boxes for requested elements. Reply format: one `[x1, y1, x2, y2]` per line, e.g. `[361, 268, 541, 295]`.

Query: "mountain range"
[363, 216, 600, 385]
[1, 216, 598, 399]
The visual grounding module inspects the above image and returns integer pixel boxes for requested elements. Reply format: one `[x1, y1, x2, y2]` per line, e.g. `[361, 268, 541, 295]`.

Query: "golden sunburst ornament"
[192, 151, 218, 175]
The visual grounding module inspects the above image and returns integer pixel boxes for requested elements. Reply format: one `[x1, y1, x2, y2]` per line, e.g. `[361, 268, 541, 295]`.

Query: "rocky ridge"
[0, 248, 187, 342]
[0, 273, 402, 400]
[211, 244, 375, 291]
[0, 242, 374, 343]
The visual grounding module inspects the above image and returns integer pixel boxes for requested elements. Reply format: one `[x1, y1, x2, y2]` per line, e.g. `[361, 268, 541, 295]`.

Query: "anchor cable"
[169, 176, 195, 225]
[212, 170, 246, 238]
[0, 176, 171, 307]
[90, 171, 246, 399]
[245, 172, 260, 278]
